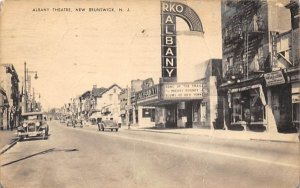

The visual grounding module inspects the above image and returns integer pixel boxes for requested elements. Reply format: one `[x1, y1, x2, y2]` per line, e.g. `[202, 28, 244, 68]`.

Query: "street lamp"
[24, 62, 38, 112]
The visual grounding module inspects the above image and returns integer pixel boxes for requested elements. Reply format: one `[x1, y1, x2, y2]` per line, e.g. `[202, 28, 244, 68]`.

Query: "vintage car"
[17, 112, 49, 141]
[98, 120, 119, 132]
[60, 116, 66, 123]
[66, 116, 72, 126]
[66, 116, 83, 128]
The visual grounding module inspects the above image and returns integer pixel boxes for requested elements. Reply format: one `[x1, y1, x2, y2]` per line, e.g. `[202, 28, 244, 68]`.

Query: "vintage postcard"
[0, 0, 299, 187]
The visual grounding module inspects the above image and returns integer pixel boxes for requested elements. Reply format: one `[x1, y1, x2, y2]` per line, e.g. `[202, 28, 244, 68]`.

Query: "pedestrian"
[9, 112, 14, 131]
[128, 123, 131, 129]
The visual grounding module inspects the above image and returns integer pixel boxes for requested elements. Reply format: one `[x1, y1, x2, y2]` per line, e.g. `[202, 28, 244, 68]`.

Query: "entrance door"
[165, 104, 177, 128]
[186, 102, 193, 128]
[271, 85, 292, 132]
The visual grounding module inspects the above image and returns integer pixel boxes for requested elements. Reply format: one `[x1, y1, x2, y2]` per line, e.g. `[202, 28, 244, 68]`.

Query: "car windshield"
[104, 120, 116, 126]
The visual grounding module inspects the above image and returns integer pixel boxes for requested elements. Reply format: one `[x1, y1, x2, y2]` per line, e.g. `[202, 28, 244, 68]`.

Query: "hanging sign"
[264, 71, 285, 86]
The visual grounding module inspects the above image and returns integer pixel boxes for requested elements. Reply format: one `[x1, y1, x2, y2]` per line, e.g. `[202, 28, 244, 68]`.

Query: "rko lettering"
[161, 1, 204, 82]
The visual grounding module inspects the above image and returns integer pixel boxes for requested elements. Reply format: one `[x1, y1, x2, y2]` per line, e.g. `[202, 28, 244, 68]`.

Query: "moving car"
[60, 116, 66, 123]
[17, 112, 49, 141]
[98, 120, 119, 132]
[66, 116, 83, 128]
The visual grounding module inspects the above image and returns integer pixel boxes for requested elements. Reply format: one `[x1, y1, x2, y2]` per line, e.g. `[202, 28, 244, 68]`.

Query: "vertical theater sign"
[136, 1, 214, 129]
[161, 1, 204, 82]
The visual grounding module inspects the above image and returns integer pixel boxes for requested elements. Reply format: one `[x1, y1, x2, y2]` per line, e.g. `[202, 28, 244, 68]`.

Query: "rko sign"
[161, 1, 204, 82]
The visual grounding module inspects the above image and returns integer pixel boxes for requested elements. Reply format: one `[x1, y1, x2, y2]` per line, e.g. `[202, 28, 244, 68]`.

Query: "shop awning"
[90, 112, 102, 119]
[219, 74, 264, 91]
[0, 87, 6, 96]
[228, 84, 266, 106]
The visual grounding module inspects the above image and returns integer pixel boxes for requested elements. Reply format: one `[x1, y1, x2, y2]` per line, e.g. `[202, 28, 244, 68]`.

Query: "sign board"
[125, 105, 132, 110]
[161, 1, 203, 82]
[292, 94, 300, 103]
[270, 31, 278, 67]
[292, 83, 300, 103]
[162, 82, 204, 100]
[264, 71, 285, 86]
[136, 85, 160, 104]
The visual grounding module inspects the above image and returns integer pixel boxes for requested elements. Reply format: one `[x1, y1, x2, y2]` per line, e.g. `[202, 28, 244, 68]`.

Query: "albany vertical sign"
[161, 1, 204, 82]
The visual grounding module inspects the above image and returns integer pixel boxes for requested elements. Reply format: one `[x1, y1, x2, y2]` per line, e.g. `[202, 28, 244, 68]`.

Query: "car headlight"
[23, 123, 27, 127]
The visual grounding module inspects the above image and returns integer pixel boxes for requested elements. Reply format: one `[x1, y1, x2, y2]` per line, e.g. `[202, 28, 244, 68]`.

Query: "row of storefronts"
[0, 65, 20, 130]
[125, 63, 299, 133]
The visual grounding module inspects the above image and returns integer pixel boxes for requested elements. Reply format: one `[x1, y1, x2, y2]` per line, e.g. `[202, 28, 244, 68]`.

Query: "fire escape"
[224, 0, 266, 80]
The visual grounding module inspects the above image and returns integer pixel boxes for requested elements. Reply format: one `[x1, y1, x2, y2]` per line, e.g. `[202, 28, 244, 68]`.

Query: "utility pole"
[126, 86, 131, 127]
[24, 62, 27, 112]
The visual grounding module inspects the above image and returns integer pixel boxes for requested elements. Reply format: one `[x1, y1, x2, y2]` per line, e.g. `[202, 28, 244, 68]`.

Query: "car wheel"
[18, 136, 23, 142]
[43, 134, 47, 140]
[111, 129, 113, 132]
[116, 129, 118, 132]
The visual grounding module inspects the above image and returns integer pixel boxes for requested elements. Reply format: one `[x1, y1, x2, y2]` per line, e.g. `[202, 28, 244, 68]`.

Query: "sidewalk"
[78, 123, 299, 143]
[126, 125, 300, 143]
[0, 129, 18, 154]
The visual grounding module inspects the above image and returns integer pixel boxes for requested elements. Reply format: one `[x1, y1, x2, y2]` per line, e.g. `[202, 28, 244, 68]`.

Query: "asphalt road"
[0, 120, 299, 188]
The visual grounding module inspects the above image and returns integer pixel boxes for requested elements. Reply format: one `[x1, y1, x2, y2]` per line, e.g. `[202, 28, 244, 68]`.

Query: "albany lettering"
[161, 2, 177, 79]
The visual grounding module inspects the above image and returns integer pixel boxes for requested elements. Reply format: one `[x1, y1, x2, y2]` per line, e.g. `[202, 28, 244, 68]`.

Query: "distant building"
[92, 84, 122, 122]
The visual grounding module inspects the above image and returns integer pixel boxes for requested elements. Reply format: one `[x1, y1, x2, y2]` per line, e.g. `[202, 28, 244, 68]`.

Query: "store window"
[231, 89, 265, 124]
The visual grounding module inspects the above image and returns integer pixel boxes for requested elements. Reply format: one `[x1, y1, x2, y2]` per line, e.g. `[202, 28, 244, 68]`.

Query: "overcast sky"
[0, 0, 222, 109]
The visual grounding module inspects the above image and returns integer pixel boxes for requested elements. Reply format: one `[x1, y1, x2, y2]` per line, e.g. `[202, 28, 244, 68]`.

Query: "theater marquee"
[161, 1, 204, 82]
[162, 82, 204, 100]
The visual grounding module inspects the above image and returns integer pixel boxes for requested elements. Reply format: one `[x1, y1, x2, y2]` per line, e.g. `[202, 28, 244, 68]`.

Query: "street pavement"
[0, 130, 18, 154]
[0, 120, 299, 188]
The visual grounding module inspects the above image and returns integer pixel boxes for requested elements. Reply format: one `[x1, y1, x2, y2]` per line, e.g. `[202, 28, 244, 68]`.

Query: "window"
[231, 89, 265, 124]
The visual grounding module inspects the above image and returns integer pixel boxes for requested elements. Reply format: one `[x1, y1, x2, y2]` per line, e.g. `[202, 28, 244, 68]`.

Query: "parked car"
[17, 112, 49, 141]
[98, 120, 119, 132]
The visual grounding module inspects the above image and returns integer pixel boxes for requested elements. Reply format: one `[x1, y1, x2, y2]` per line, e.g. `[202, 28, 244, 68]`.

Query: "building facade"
[220, 0, 299, 133]
[0, 64, 20, 130]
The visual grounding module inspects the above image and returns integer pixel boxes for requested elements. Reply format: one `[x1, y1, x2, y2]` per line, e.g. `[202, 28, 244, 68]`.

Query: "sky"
[0, 0, 222, 110]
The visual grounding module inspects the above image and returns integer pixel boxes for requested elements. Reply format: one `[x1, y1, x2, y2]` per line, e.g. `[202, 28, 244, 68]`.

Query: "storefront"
[0, 88, 9, 130]
[222, 69, 299, 133]
[288, 68, 300, 131]
[227, 84, 267, 131]
[292, 83, 300, 128]
[135, 81, 218, 129]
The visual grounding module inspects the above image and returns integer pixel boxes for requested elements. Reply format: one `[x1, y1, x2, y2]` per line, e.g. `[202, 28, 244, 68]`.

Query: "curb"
[127, 128, 299, 143]
[125, 128, 181, 135]
[0, 138, 19, 155]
